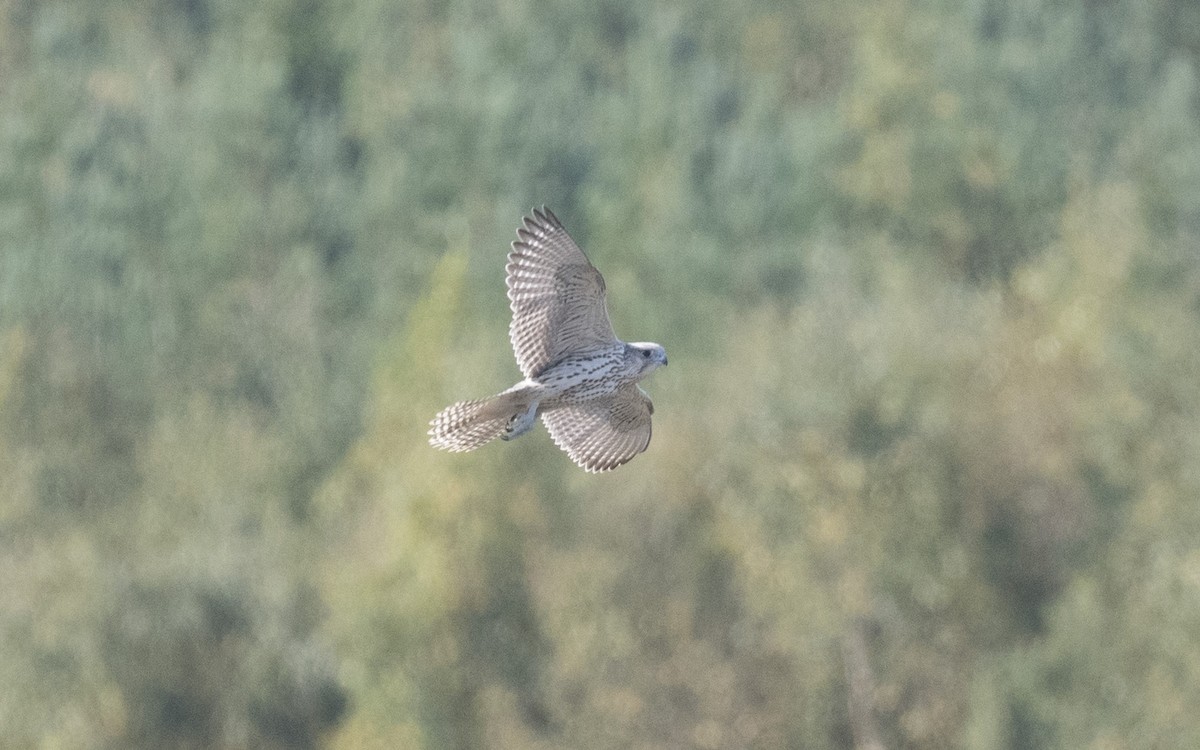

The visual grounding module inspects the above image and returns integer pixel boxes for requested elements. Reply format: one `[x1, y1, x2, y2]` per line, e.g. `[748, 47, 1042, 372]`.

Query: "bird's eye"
[642, 350, 651, 358]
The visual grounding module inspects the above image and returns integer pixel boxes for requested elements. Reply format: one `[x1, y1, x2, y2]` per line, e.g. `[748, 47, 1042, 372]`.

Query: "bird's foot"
[502, 402, 539, 440]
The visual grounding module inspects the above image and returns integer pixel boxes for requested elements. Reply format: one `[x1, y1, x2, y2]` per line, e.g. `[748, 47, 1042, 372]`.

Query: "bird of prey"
[429, 207, 667, 472]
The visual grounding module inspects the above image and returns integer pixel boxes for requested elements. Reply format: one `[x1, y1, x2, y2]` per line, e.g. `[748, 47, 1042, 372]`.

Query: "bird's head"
[627, 342, 668, 375]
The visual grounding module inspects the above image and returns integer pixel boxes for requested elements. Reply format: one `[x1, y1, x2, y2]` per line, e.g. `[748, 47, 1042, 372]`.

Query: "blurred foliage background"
[2, 0, 1200, 747]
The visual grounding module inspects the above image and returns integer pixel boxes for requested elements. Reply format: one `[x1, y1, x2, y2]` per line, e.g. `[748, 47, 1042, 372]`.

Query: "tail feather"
[429, 391, 527, 452]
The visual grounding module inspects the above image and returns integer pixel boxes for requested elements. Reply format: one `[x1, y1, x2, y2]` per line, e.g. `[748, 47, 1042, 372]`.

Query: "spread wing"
[541, 384, 653, 472]
[506, 207, 617, 378]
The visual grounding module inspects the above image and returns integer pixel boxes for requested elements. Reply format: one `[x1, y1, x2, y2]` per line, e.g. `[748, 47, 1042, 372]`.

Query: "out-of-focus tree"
[2, 0, 1200, 747]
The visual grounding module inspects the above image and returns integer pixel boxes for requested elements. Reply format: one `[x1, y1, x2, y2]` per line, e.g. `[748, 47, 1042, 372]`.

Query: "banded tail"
[429, 389, 536, 452]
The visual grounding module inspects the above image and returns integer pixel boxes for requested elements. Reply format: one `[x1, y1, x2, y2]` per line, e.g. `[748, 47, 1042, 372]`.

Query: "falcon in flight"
[429, 207, 667, 472]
